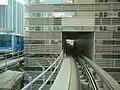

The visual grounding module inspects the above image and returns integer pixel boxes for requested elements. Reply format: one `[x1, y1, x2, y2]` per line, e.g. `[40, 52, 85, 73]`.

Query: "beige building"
[72, 0, 120, 67]
[25, 0, 120, 67]
[24, 0, 62, 89]
[24, 0, 120, 89]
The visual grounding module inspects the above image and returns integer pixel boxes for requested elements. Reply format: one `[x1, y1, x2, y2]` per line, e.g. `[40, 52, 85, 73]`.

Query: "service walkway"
[50, 56, 79, 90]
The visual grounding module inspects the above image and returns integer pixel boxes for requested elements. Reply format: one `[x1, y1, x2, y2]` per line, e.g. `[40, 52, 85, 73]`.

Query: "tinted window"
[20, 37, 24, 43]
[103, 55, 120, 58]
[0, 35, 11, 47]
[16, 36, 19, 44]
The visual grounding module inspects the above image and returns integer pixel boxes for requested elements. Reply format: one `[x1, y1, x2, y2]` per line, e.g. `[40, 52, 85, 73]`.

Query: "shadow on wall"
[62, 32, 94, 59]
[74, 32, 94, 59]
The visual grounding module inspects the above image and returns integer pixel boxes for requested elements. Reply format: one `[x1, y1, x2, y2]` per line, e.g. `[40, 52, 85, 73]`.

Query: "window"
[45, 40, 50, 44]
[35, 26, 40, 30]
[99, 0, 103, 2]
[99, 12, 108, 17]
[113, 46, 120, 53]
[95, 54, 102, 58]
[103, 40, 120, 44]
[117, 26, 120, 31]
[51, 40, 61, 44]
[104, 12, 108, 17]
[102, 18, 111, 25]
[112, 18, 120, 25]
[54, 26, 60, 30]
[103, 54, 120, 58]
[95, 13, 99, 17]
[29, 26, 34, 30]
[104, 26, 107, 30]
[24, 40, 29, 44]
[118, 12, 120, 17]
[0, 35, 11, 47]
[54, 18, 61, 25]
[95, 40, 103, 44]
[113, 32, 120, 38]
[99, 26, 103, 31]
[99, 12, 103, 17]
[118, 0, 120, 2]
[95, 18, 101, 25]
[99, 26, 107, 31]
[99, 0, 108, 2]
[20, 37, 24, 44]
[25, 40, 46, 44]
[104, 0, 108, 2]
[36, 12, 40, 17]
[94, 26, 99, 30]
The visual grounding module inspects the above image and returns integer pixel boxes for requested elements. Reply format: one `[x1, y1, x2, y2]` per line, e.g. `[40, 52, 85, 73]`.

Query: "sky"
[48, 0, 61, 4]
[0, 0, 8, 5]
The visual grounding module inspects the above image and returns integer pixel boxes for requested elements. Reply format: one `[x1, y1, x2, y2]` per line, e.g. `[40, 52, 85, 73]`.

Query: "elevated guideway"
[76, 55, 120, 90]
[21, 52, 80, 90]
[50, 54, 120, 90]
[21, 51, 120, 90]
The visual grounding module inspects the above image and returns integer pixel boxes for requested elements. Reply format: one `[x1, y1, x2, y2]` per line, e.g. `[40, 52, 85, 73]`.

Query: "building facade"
[72, 0, 120, 67]
[25, 0, 120, 68]
[0, 0, 24, 35]
[24, 0, 62, 89]
[24, 0, 62, 55]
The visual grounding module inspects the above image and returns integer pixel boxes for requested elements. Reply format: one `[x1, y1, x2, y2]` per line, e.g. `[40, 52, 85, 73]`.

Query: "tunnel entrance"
[62, 31, 94, 59]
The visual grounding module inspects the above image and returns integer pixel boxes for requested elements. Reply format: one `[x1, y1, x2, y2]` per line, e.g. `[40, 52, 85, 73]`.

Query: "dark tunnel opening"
[62, 32, 94, 59]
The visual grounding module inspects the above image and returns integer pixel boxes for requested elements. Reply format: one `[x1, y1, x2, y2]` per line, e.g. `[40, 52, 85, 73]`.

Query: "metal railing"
[21, 51, 63, 90]
[0, 50, 24, 70]
[78, 57, 99, 90]
[78, 55, 120, 90]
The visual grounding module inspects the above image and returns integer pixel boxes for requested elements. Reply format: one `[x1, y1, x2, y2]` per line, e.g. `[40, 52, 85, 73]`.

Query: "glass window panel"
[0, 35, 11, 47]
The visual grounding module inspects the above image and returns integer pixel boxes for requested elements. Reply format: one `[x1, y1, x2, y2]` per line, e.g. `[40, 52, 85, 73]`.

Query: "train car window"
[0, 35, 11, 47]
[20, 37, 24, 43]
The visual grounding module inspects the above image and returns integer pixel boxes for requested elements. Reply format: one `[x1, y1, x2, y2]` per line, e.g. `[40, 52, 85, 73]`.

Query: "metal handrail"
[38, 55, 62, 90]
[78, 57, 99, 90]
[21, 51, 63, 90]
[5, 50, 24, 60]
[0, 50, 24, 70]
[0, 50, 24, 57]
[82, 55, 120, 90]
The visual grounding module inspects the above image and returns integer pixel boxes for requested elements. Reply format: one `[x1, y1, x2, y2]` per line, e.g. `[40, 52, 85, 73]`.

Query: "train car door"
[12, 35, 16, 51]
[16, 35, 20, 51]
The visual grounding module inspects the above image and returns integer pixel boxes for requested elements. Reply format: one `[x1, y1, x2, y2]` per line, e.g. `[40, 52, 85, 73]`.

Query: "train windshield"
[0, 35, 11, 47]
